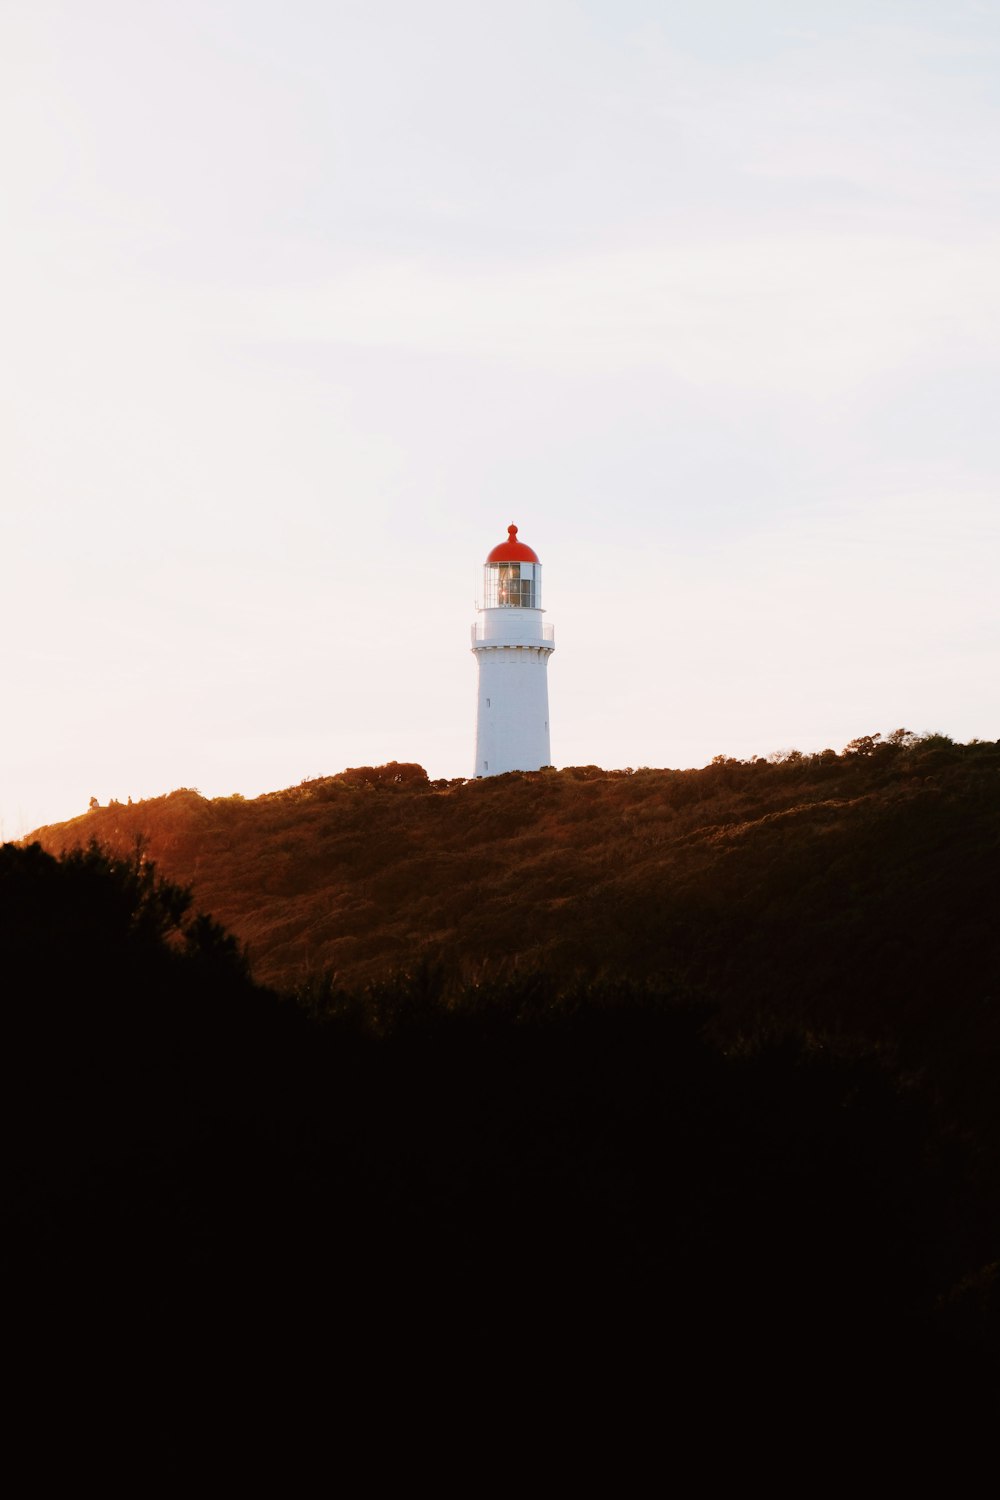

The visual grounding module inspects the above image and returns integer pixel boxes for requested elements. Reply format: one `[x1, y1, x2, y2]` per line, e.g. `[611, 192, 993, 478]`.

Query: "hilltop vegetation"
[29, 733, 1000, 1134]
[33, 734, 999, 988]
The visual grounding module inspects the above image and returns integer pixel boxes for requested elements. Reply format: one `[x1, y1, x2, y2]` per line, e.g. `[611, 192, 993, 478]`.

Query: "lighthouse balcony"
[472, 622, 554, 647]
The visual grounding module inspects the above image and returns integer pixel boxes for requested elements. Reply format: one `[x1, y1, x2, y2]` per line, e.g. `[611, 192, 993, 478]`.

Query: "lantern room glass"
[483, 561, 541, 609]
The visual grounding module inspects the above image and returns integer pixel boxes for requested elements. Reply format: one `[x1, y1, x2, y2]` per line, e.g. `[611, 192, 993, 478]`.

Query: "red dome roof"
[486, 524, 540, 564]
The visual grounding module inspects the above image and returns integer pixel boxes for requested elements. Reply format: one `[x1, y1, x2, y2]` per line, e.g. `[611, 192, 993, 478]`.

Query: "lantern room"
[482, 524, 543, 610]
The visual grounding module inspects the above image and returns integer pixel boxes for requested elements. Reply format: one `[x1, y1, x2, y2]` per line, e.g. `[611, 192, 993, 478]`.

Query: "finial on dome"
[508, 524, 518, 541]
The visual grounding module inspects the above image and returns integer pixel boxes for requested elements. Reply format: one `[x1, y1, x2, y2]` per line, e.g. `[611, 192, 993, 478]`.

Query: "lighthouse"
[471, 524, 555, 776]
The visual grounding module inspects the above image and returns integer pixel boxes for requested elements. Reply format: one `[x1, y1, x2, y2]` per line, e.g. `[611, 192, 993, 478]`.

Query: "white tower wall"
[473, 624, 553, 776]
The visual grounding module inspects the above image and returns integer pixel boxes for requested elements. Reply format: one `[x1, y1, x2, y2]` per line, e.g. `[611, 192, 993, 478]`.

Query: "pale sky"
[2, 0, 998, 837]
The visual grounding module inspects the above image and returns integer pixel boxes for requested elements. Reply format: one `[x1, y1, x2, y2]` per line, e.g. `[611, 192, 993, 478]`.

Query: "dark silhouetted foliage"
[1, 838, 997, 1437]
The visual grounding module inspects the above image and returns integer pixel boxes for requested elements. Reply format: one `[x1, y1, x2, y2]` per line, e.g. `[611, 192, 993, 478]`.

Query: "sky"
[2, 0, 998, 837]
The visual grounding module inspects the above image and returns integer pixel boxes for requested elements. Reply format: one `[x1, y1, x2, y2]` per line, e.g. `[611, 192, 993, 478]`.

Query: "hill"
[28, 732, 1000, 1143]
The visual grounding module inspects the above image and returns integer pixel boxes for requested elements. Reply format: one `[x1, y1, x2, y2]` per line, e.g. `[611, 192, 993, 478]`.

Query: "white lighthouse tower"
[472, 524, 554, 776]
